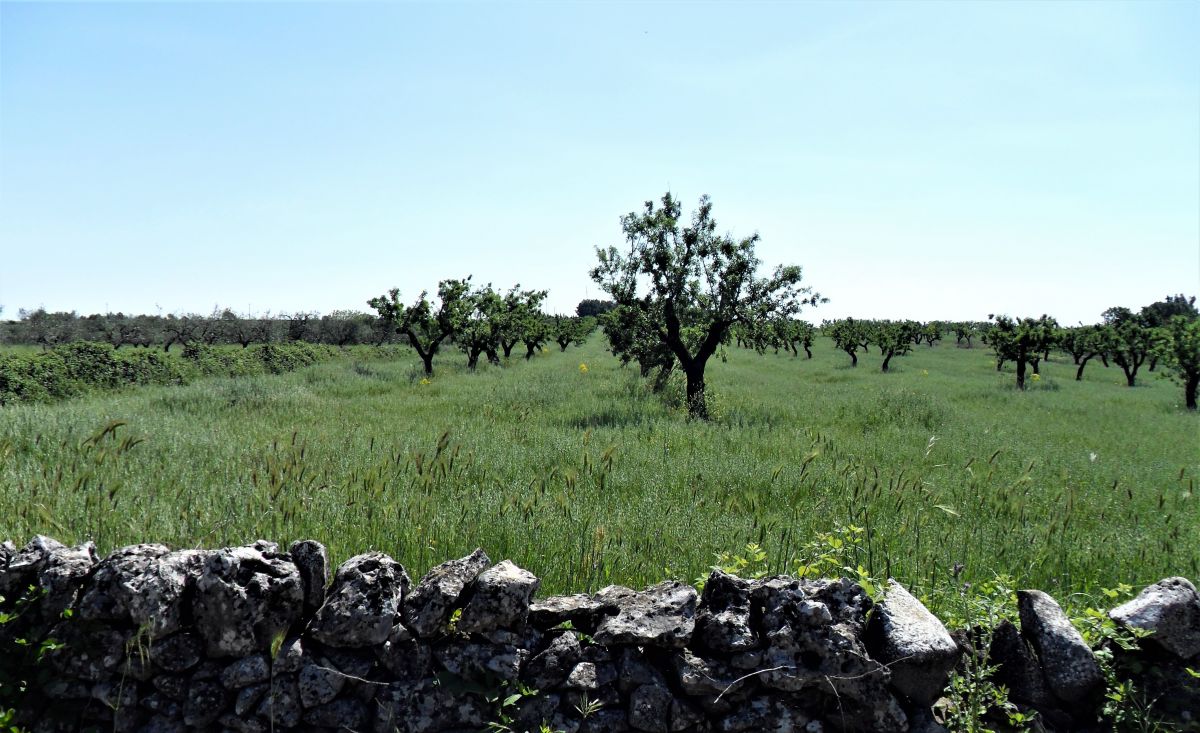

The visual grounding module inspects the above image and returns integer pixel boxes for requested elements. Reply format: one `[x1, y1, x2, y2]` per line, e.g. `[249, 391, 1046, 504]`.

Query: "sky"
[1, 1, 1197, 325]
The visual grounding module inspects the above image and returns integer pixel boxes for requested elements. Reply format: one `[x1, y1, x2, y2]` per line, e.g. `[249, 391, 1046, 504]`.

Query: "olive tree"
[874, 320, 920, 372]
[368, 278, 472, 376]
[1103, 308, 1160, 387]
[985, 314, 1056, 390]
[497, 287, 548, 359]
[1060, 325, 1115, 381]
[766, 318, 815, 358]
[825, 318, 869, 366]
[553, 315, 595, 351]
[591, 192, 822, 419]
[1158, 315, 1200, 409]
[456, 284, 506, 369]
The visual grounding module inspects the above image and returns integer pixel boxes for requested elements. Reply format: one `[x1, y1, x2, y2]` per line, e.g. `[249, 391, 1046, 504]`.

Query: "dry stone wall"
[1, 536, 1197, 732]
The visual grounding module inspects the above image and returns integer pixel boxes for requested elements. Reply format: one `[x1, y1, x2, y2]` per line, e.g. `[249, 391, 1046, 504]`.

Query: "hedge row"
[0, 342, 352, 405]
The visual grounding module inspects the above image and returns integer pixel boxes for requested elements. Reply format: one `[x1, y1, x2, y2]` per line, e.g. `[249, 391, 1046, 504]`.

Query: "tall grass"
[0, 337, 1194, 608]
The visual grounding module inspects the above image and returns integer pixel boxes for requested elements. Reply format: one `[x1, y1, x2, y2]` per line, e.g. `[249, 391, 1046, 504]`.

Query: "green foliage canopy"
[590, 192, 822, 419]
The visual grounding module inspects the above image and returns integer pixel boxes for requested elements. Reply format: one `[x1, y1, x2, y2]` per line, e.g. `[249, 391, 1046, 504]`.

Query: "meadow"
[0, 336, 1195, 612]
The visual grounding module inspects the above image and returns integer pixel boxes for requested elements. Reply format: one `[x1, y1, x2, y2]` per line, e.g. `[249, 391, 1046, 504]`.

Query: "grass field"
[0, 336, 1195, 612]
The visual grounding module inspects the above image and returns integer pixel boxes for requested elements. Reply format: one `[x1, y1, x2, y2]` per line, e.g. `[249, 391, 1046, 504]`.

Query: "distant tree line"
[0, 308, 402, 350]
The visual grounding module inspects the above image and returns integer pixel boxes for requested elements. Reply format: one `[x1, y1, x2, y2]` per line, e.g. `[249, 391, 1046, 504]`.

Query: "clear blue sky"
[1, 1, 1197, 324]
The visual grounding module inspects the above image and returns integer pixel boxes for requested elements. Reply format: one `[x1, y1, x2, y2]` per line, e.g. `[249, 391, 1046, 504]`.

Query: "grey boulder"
[308, 551, 410, 647]
[1018, 589, 1104, 704]
[528, 592, 619, 631]
[457, 559, 540, 634]
[0, 535, 65, 596]
[75, 543, 171, 622]
[695, 570, 757, 653]
[864, 579, 960, 704]
[1109, 577, 1200, 660]
[129, 549, 210, 639]
[402, 547, 490, 638]
[193, 543, 304, 657]
[593, 581, 697, 649]
[37, 541, 98, 619]
[288, 539, 329, 620]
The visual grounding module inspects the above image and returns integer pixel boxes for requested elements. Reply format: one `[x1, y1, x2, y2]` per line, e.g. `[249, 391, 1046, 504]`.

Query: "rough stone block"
[864, 579, 961, 704]
[458, 559, 540, 634]
[1110, 577, 1200, 660]
[1018, 589, 1104, 705]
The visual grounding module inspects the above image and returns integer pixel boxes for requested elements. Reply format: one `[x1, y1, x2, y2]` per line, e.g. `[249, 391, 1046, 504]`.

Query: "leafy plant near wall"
[1069, 589, 1174, 732]
[0, 587, 63, 733]
[938, 572, 1031, 733]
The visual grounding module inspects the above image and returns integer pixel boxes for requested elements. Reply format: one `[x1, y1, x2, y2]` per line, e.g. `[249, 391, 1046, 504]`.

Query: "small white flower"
[1089, 452, 1098, 463]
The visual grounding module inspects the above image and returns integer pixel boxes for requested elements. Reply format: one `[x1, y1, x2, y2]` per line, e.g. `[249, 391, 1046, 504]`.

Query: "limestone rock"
[436, 637, 525, 681]
[148, 632, 204, 673]
[617, 646, 667, 694]
[593, 581, 697, 649]
[75, 543, 170, 622]
[271, 635, 305, 674]
[37, 541, 97, 619]
[1110, 577, 1200, 660]
[152, 675, 188, 701]
[715, 696, 813, 732]
[581, 708, 633, 733]
[219, 654, 270, 689]
[669, 648, 749, 700]
[696, 569, 757, 653]
[321, 644, 376, 678]
[235, 682, 269, 716]
[255, 674, 302, 728]
[0, 539, 15, 576]
[864, 579, 960, 704]
[288, 539, 329, 620]
[45, 620, 129, 681]
[529, 593, 619, 631]
[565, 661, 598, 691]
[140, 691, 181, 717]
[146, 714, 190, 733]
[988, 620, 1056, 711]
[512, 692, 561, 732]
[373, 679, 489, 733]
[458, 559, 540, 634]
[303, 698, 367, 727]
[754, 576, 907, 731]
[379, 622, 433, 679]
[629, 682, 673, 733]
[298, 660, 345, 708]
[308, 552, 409, 648]
[402, 547, 490, 638]
[1018, 589, 1104, 705]
[182, 679, 227, 727]
[0, 535, 65, 596]
[193, 543, 303, 657]
[91, 679, 137, 711]
[220, 713, 266, 733]
[128, 549, 209, 639]
[523, 631, 583, 689]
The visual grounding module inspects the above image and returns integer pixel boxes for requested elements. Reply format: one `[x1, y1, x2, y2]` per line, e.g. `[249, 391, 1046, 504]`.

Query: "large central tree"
[591, 192, 822, 419]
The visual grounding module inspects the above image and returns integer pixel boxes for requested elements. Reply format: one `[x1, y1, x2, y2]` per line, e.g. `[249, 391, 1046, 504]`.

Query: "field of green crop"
[0, 337, 1195, 611]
